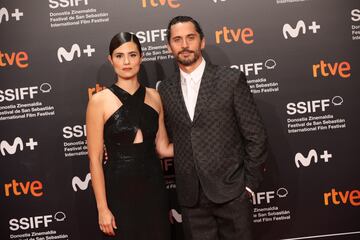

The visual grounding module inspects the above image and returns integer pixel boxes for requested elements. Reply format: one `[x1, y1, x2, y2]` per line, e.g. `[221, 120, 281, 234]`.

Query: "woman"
[86, 32, 173, 239]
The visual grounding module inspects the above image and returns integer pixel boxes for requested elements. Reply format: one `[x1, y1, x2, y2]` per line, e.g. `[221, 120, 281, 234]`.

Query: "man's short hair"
[167, 16, 204, 42]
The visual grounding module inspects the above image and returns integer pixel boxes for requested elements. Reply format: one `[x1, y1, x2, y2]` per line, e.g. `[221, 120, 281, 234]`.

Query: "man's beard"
[175, 49, 201, 66]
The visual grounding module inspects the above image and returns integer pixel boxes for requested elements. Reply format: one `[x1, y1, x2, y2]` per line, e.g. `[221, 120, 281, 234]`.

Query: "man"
[159, 16, 268, 240]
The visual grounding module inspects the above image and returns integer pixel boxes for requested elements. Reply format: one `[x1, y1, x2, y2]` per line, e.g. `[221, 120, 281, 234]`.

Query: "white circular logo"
[265, 59, 277, 69]
[54, 211, 66, 221]
[40, 83, 52, 93]
[332, 96, 343, 106]
[276, 188, 288, 198]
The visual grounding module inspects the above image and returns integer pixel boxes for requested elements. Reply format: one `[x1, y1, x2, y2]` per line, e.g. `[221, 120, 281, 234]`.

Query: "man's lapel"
[192, 63, 217, 124]
[172, 71, 192, 125]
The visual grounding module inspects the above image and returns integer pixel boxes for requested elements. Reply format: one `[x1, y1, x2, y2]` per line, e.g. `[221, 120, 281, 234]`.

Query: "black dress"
[103, 84, 170, 239]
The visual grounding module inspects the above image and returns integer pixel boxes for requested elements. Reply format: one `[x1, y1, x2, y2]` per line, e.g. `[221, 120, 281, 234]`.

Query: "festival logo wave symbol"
[0, 137, 23, 156]
[295, 149, 318, 168]
[283, 20, 306, 39]
[57, 44, 81, 63]
[72, 173, 91, 192]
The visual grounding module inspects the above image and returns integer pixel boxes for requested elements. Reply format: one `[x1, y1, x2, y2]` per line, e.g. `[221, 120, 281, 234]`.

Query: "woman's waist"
[104, 149, 162, 174]
[105, 141, 156, 160]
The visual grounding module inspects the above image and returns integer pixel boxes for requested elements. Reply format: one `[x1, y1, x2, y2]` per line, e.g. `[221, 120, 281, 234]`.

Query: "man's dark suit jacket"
[159, 63, 268, 207]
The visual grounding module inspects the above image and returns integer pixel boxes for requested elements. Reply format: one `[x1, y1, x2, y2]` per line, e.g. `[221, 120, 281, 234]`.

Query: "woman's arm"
[86, 95, 116, 236]
[154, 92, 174, 158]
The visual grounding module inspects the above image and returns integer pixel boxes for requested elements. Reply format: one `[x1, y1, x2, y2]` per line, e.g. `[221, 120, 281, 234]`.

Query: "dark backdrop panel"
[1, 0, 359, 239]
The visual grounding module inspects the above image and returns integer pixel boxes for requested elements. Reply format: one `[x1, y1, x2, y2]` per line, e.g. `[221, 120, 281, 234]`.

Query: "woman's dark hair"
[109, 32, 142, 56]
[166, 16, 204, 42]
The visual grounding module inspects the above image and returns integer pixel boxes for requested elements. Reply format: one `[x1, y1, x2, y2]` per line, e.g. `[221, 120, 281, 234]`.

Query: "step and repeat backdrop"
[1, 0, 359, 239]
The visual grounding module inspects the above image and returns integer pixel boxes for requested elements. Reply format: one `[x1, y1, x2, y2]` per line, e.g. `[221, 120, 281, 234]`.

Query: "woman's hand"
[98, 208, 117, 236]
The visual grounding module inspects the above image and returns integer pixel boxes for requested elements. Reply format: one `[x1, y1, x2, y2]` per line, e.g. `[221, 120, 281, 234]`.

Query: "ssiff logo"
[286, 96, 344, 115]
[135, 29, 167, 44]
[57, 43, 95, 63]
[0, 50, 29, 69]
[141, 0, 181, 8]
[0, 84, 52, 103]
[351, 9, 360, 22]
[9, 211, 66, 231]
[0, 137, 38, 156]
[295, 149, 332, 168]
[252, 187, 288, 205]
[62, 124, 87, 139]
[49, 0, 88, 9]
[282, 20, 320, 39]
[215, 26, 254, 44]
[0, 7, 23, 24]
[230, 59, 277, 76]
[312, 60, 351, 79]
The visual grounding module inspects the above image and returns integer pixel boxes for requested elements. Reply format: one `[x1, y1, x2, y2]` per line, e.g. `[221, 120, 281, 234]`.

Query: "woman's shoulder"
[88, 88, 112, 106]
[145, 87, 160, 100]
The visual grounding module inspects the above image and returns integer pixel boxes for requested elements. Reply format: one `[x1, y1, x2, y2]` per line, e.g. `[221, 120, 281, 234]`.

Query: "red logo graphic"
[0, 50, 29, 68]
[4, 179, 43, 197]
[141, 0, 181, 8]
[324, 188, 360, 207]
[312, 60, 351, 79]
[215, 26, 254, 44]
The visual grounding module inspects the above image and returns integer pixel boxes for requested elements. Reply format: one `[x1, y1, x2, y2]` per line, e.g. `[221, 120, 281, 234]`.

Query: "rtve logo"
[141, 0, 181, 8]
[57, 43, 95, 63]
[231, 59, 277, 77]
[0, 83, 52, 103]
[286, 96, 343, 115]
[312, 60, 351, 79]
[215, 26, 254, 44]
[4, 179, 43, 197]
[0, 137, 38, 156]
[324, 188, 360, 207]
[282, 20, 320, 39]
[49, 0, 88, 9]
[0, 7, 23, 24]
[351, 9, 360, 22]
[0, 50, 29, 69]
[252, 187, 288, 205]
[63, 124, 86, 139]
[294, 149, 332, 168]
[9, 211, 66, 231]
[72, 173, 91, 192]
